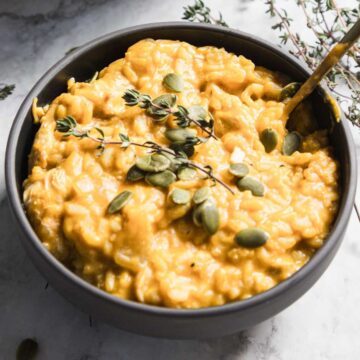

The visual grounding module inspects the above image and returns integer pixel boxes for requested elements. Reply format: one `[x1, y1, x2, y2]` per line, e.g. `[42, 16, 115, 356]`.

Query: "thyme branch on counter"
[0, 84, 15, 100]
[265, 0, 360, 127]
[182, 0, 228, 27]
[55, 116, 234, 194]
[122, 89, 218, 140]
[184, 0, 360, 128]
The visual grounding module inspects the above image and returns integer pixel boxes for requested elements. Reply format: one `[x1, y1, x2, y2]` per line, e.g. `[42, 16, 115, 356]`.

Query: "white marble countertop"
[0, 0, 359, 359]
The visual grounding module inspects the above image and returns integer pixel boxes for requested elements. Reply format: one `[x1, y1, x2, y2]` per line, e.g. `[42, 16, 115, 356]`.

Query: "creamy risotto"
[24, 39, 339, 308]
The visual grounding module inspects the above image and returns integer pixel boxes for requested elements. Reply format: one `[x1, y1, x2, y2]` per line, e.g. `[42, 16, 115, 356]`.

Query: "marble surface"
[0, 0, 359, 358]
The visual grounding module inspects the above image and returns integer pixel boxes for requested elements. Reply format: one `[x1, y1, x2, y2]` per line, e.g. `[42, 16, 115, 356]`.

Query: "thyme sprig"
[0, 84, 15, 100]
[55, 116, 234, 194]
[182, 0, 228, 27]
[265, 0, 360, 127]
[183, 0, 360, 128]
[122, 89, 217, 139]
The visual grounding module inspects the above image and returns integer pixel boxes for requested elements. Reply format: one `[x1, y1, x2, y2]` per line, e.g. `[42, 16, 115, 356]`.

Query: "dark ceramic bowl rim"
[5, 21, 357, 319]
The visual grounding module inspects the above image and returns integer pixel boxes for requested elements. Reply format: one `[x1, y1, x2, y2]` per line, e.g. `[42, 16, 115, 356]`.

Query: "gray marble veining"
[0, 0, 359, 359]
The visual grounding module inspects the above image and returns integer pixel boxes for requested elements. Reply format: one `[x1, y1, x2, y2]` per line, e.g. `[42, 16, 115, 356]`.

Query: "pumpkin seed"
[282, 132, 302, 155]
[164, 128, 197, 143]
[201, 201, 220, 235]
[279, 82, 301, 101]
[177, 167, 197, 181]
[163, 73, 184, 92]
[260, 128, 278, 153]
[188, 105, 207, 120]
[108, 190, 133, 214]
[16, 338, 38, 360]
[136, 153, 171, 172]
[145, 170, 176, 187]
[237, 177, 265, 197]
[126, 165, 145, 182]
[235, 228, 269, 248]
[229, 163, 249, 178]
[192, 203, 204, 227]
[170, 189, 191, 204]
[193, 187, 211, 204]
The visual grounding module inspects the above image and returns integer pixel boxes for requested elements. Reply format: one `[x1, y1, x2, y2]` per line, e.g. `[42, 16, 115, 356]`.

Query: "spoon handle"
[285, 18, 360, 116]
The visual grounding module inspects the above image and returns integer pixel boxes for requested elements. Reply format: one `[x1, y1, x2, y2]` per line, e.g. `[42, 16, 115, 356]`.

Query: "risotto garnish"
[24, 39, 339, 308]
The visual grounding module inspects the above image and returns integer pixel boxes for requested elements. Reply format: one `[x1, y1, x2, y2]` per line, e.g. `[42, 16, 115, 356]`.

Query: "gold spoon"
[285, 17, 360, 119]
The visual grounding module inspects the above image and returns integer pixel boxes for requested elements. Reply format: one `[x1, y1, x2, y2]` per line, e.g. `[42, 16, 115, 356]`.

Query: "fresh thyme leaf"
[183, 0, 229, 27]
[0, 84, 15, 100]
[146, 94, 177, 121]
[93, 127, 105, 139]
[55, 116, 78, 136]
[122, 89, 152, 108]
[119, 133, 130, 148]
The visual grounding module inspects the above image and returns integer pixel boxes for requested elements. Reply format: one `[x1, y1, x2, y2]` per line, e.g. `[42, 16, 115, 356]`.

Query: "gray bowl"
[5, 22, 357, 339]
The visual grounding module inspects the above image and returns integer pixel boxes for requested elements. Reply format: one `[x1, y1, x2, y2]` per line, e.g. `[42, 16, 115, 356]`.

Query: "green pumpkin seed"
[126, 165, 145, 182]
[163, 73, 184, 92]
[192, 203, 204, 227]
[229, 163, 249, 178]
[170, 188, 191, 204]
[177, 167, 197, 181]
[188, 105, 207, 120]
[108, 190, 133, 214]
[136, 153, 171, 172]
[193, 187, 211, 204]
[237, 177, 265, 197]
[235, 228, 269, 248]
[260, 128, 278, 153]
[192, 199, 220, 235]
[16, 338, 38, 360]
[145, 170, 176, 187]
[164, 128, 197, 143]
[279, 82, 301, 101]
[282, 132, 302, 155]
